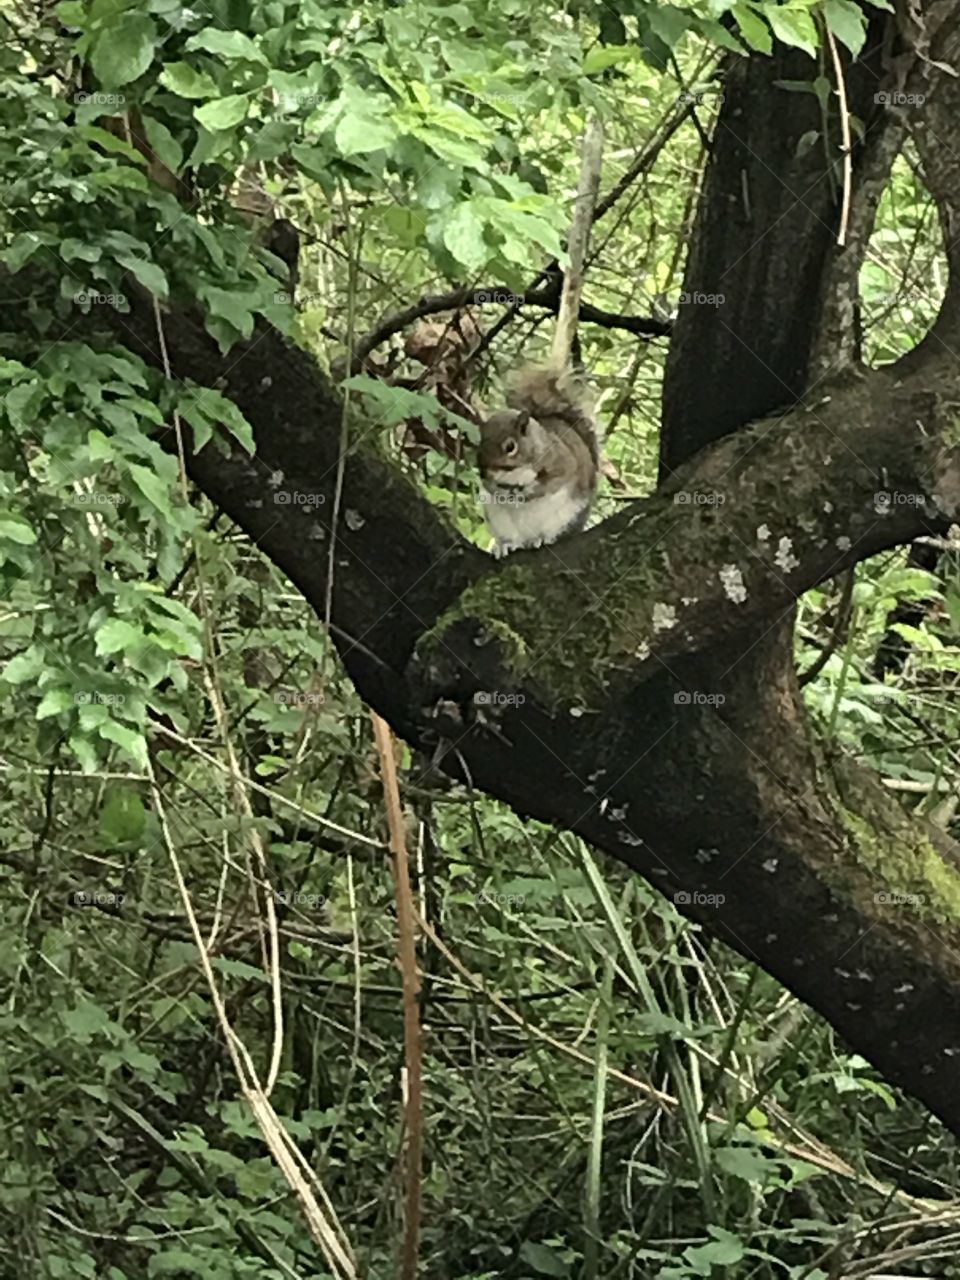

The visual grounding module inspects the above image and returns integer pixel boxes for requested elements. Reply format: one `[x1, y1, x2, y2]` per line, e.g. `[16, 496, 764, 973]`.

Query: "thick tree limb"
[416, 367, 960, 705]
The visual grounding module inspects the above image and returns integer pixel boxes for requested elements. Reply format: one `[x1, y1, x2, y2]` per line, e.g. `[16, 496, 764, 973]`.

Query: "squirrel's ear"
[515, 410, 530, 433]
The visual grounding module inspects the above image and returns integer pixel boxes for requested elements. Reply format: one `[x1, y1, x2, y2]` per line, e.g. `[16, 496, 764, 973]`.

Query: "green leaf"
[635, 1010, 700, 1038]
[4, 382, 43, 426]
[90, 14, 157, 88]
[767, 5, 819, 57]
[97, 717, 148, 767]
[2, 647, 45, 685]
[36, 688, 76, 719]
[64, 999, 113, 1041]
[443, 203, 489, 271]
[824, 0, 867, 55]
[334, 109, 398, 156]
[0, 358, 31, 381]
[126, 462, 173, 514]
[776, 75, 832, 111]
[797, 128, 820, 157]
[59, 238, 103, 264]
[56, 0, 86, 23]
[685, 1227, 745, 1270]
[732, 3, 773, 53]
[745, 1105, 769, 1129]
[148, 1248, 210, 1274]
[648, 4, 692, 49]
[142, 114, 183, 174]
[68, 735, 100, 773]
[198, 286, 255, 340]
[180, 387, 255, 454]
[212, 956, 267, 980]
[518, 1242, 570, 1277]
[101, 353, 149, 388]
[3, 232, 49, 272]
[195, 95, 251, 131]
[342, 375, 446, 428]
[79, 125, 146, 164]
[99, 788, 147, 843]
[412, 121, 485, 167]
[116, 255, 168, 299]
[582, 45, 640, 75]
[90, 166, 149, 193]
[95, 619, 146, 655]
[715, 1145, 778, 1182]
[0, 517, 37, 545]
[159, 61, 219, 100]
[186, 27, 267, 64]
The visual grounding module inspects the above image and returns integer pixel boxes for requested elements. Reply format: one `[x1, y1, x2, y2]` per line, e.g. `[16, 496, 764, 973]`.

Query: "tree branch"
[349, 284, 669, 371]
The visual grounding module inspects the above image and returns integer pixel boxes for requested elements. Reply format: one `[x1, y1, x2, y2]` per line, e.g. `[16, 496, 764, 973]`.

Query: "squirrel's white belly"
[485, 482, 587, 554]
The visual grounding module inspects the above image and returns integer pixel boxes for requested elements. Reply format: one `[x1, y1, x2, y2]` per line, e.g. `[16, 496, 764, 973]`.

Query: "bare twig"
[826, 25, 854, 246]
[550, 115, 605, 372]
[148, 762, 357, 1278]
[371, 713, 423, 1280]
[798, 568, 856, 687]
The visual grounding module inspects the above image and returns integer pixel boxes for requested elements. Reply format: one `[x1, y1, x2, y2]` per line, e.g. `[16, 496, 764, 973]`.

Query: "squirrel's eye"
[504, 439, 517, 457]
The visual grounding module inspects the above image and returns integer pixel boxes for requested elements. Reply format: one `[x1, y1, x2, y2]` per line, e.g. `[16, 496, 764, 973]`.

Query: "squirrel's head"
[478, 408, 545, 482]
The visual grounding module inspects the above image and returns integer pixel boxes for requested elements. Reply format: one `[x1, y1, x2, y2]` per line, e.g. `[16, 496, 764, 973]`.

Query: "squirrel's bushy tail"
[505, 365, 600, 462]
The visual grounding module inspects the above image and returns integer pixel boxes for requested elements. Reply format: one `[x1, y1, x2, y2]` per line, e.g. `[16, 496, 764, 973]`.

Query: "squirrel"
[478, 366, 599, 556]
[477, 116, 604, 557]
